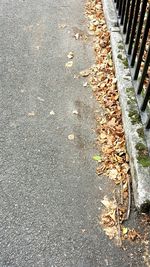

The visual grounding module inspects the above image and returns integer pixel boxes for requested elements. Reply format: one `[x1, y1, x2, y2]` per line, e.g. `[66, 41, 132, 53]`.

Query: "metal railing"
[114, 0, 150, 130]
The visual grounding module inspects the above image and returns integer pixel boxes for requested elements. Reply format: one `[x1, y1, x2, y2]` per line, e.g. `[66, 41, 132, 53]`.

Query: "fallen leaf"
[101, 196, 117, 210]
[74, 74, 79, 79]
[65, 61, 73, 68]
[108, 169, 118, 180]
[112, 78, 117, 84]
[28, 111, 35, 117]
[50, 110, 55, 115]
[74, 33, 80, 40]
[122, 227, 128, 235]
[58, 23, 67, 29]
[80, 69, 91, 77]
[68, 134, 75, 140]
[103, 226, 117, 239]
[100, 132, 107, 139]
[92, 155, 102, 161]
[37, 96, 44, 102]
[67, 51, 74, 59]
[83, 81, 88, 87]
[72, 110, 78, 115]
[127, 229, 141, 241]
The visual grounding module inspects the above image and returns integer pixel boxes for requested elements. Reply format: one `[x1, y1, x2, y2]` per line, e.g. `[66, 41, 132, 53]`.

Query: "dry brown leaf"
[83, 81, 88, 87]
[67, 51, 74, 59]
[50, 110, 55, 115]
[65, 61, 73, 68]
[74, 33, 80, 40]
[101, 196, 117, 210]
[72, 110, 78, 115]
[58, 23, 67, 29]
[127, 229, 141, 241]
[68, 134, 75, 140]
[80, 69, 91, 77]
[108, 169, 118, 180]
[28, 111, 35, 117]
[103, 226, 117, 240]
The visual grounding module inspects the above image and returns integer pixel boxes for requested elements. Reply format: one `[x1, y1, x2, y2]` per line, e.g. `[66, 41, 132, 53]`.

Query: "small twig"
[116, 206, 122, 247]
[115, 190, 122, 247]
[125, 175, 131, 220]
[120, 180, 124, 205]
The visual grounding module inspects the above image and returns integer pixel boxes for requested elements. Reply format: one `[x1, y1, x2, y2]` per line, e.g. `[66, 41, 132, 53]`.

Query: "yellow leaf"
[122, 227, 128, 235]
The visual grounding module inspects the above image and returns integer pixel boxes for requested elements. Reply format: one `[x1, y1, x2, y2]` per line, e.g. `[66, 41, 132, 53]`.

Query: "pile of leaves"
[85, 0, 140, 244]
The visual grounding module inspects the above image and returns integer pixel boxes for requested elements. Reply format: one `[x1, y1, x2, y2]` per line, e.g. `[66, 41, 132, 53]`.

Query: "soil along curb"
[101, 0, 150, 211]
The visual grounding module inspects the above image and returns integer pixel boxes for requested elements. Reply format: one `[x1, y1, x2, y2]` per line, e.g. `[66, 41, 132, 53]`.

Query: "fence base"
[102, 0, 150, 211]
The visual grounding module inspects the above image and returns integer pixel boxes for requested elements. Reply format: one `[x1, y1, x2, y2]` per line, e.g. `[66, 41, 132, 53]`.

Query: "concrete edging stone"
[101, 0, 150, 211]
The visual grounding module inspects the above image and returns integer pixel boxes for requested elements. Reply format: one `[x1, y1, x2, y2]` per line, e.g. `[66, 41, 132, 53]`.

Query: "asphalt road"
[0, 0, 147, 266]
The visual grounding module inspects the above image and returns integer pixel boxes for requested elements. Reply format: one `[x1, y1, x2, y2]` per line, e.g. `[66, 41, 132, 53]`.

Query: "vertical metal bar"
[134, 6, 150, 80]
[117, 0, 120, 10]
[121, 0, 127, 25]
[137, 45, 150, 94]
[141, 80, 150, 111]
[128, 0, 140, 55]
[125, 0, 136, 44]
[123, 0, 131, 34]
[131, 0, 148, 66]
[146, 118, 150, 129]
[119, 0, 123, 16]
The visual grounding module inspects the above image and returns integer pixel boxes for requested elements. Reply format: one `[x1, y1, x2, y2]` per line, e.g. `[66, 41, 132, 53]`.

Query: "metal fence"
[114, 0, 150, 130]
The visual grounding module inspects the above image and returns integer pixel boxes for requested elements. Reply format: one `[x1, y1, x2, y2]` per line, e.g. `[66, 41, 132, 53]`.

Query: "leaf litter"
[85, 0, 142, 245]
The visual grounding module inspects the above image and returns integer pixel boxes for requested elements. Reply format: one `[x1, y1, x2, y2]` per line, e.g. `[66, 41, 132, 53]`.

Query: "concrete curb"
[101, 0, 150, 211]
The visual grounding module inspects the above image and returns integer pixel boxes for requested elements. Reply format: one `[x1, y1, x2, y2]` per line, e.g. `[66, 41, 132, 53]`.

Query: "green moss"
[136, 143, 150, 167]
[117, 54, 128, 68]
[127, 96, 136, 104]
[141, 90, 145, 97]
[126, 87, 134, 94]
[127, 97, 136, 105]
[117, 54, 122, 60]
[135, 142, 148, 153]
[137, 128, 145, 139]
[128, 109, 141, 124]
[118, 44, 124, 50]
[126, 87, 141, 124]
[122, 59, 128, 68]
[136, 142, 150, 167]
[137, 156, 150, 167]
